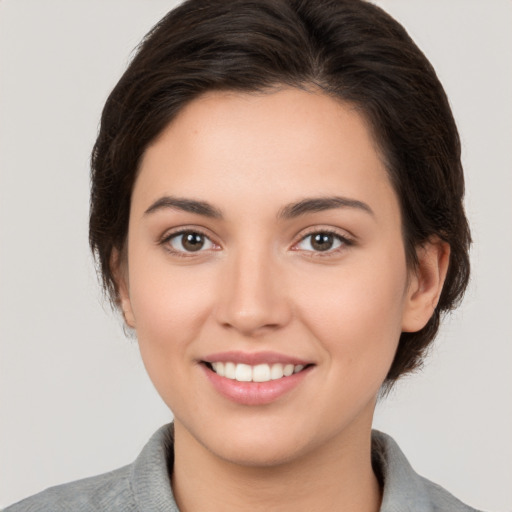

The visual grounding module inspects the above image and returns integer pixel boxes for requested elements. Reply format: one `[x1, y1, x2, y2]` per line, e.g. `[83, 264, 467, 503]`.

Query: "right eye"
[165, 230, 216, 253]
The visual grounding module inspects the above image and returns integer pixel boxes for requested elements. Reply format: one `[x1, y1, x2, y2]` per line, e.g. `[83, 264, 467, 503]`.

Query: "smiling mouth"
[203, 361, 311, 383]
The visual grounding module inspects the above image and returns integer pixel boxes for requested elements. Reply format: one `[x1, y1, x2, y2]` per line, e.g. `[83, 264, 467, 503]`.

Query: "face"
[118, 88, 434, 467]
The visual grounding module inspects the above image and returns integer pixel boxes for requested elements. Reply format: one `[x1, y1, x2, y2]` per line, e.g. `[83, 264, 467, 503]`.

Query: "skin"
[115, 88, 449, 512]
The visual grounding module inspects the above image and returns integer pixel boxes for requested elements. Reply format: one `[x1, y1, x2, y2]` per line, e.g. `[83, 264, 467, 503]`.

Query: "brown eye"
[168, 231, 214, 252]
[311, 233, 335, 251]
[296, 232, 345, 253]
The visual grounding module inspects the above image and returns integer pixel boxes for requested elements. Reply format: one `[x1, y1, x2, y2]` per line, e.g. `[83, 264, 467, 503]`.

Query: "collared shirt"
[4, 424, 482, 511]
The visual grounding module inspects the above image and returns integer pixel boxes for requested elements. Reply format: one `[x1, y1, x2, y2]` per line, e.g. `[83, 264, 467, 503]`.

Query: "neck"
[171, 420, 381, 512]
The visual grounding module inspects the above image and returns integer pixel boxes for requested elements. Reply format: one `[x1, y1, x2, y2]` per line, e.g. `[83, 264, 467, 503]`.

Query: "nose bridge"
[216, 241, 290, 335]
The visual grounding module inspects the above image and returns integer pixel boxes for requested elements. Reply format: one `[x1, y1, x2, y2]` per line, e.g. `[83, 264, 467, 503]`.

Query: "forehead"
[134, 88, 397, 222]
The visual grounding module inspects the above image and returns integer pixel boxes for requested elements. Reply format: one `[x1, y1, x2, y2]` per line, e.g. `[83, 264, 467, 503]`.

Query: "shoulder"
[372, 430, 483, 512]
[4, 424, 178, 512]
[3, 465, 135, 512]
[414, 477, 483, 512]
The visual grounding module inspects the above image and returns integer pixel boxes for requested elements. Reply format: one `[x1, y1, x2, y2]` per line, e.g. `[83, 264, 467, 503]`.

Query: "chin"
[176, 412, 315, 468]
[214, 436, 310, 468]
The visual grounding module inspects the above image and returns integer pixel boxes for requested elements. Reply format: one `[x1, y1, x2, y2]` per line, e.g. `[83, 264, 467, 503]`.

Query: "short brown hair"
[89, 0, 471, 387]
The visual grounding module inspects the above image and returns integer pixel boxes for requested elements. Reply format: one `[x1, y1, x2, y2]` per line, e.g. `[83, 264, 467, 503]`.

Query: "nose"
[214, 246, 292, 337]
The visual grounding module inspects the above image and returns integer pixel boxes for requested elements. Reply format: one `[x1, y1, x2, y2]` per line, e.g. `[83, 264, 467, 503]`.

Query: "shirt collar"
[130, 424, 475, 512]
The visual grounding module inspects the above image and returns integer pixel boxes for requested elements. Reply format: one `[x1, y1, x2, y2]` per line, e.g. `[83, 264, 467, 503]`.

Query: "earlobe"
[120, 297, 136, 329]
[401, 239, 450, 333]
[111, 248, 136, 329]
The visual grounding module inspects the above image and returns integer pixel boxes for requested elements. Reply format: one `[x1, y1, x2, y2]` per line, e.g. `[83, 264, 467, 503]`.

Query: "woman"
[2, 0, 489, 510]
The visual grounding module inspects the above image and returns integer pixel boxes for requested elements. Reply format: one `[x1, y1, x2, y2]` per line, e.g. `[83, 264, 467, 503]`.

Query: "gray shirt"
[4, 424, 482, 511]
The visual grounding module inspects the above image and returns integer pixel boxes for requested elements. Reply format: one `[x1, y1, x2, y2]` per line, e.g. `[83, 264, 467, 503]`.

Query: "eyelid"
[159, 226, 221, 255]
[297, 225, 356, 241]
[291, 226, 355, 254]
[157, 225, 355, 257]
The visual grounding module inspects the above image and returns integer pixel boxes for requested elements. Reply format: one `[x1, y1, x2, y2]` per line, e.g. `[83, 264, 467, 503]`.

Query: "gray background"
[1, 1, 511, 509]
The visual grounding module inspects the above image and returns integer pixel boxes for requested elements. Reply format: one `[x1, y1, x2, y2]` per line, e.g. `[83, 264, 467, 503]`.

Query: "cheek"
[126, 264, 218, 413]
[292, 251, 407, 380]
[129, 262, 215, 343]
[125, 251, 218, 389]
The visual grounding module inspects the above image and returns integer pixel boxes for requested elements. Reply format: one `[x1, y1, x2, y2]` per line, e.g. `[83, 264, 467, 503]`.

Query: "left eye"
[167, 231, 215, 252]
[296, 232, 345, 252]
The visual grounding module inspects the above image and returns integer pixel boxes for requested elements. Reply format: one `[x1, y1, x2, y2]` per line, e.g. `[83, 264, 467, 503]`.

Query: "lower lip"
[202, 365, 312, 405]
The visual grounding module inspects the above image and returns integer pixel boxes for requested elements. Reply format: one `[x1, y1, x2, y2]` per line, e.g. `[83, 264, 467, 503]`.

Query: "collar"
[129, 424, 478, 512]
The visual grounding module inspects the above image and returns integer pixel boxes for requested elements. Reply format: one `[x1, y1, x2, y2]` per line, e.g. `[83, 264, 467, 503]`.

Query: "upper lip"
[202, 351, 313, 366]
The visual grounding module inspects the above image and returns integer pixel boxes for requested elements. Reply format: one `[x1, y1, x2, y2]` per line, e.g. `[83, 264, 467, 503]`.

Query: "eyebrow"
[144, 196, 223, 218]
[144, 195, 373, 219]
[277, 196, 374, 219]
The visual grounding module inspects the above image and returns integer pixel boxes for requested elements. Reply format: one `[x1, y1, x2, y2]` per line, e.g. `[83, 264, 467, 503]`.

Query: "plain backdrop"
[1, 1, 511, 510]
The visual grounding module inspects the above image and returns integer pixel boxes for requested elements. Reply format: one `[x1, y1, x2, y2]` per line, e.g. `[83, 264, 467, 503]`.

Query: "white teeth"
[270, 363, 284, 380]
[210, 362, 306, 382]
[252, 364, 271, 382]
[235, 363, 252, 382]
[211, 362, 225, 377]
[225, 362, 236, 379]
[283, 364, 294, 377]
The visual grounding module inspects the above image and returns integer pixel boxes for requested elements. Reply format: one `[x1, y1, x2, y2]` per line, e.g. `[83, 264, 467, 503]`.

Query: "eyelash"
[159, 228, 354, 257]
[160, 228, 218, 257]
[293, 229, 354, 257]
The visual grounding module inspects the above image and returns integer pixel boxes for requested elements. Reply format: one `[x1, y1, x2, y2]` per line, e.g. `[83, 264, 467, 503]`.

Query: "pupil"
[312, 233, 333, 251]
[183, 232, 204, 251]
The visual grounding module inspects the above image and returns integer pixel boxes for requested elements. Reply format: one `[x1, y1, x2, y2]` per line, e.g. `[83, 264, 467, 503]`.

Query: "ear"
[111, 248, 136, 329]
[401, 238, 450, 333]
